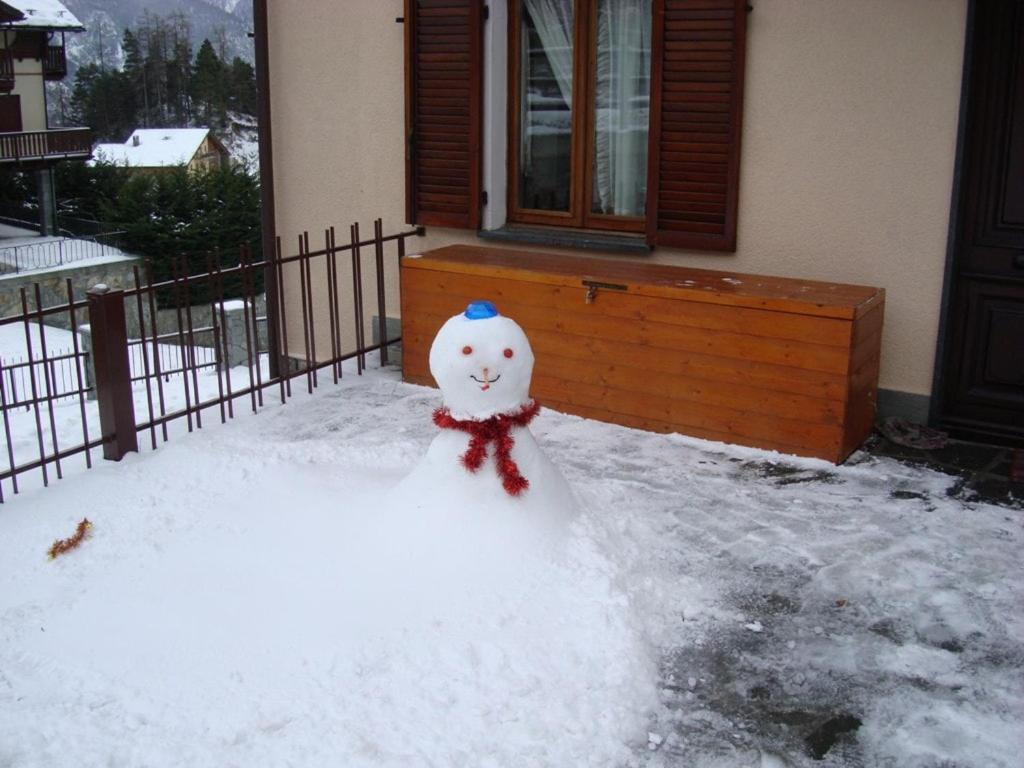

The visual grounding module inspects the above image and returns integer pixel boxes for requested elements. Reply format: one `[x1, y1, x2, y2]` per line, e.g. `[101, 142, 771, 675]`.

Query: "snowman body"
[394, 301, 575, 528]
[335, 303, 657, 747]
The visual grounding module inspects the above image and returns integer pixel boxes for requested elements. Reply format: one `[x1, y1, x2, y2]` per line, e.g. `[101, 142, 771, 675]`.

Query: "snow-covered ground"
[0, 320, 248, 489]
[0, 224, 134, 276]
[220, 111, 260, 174]
[0, 361, 1021, 766]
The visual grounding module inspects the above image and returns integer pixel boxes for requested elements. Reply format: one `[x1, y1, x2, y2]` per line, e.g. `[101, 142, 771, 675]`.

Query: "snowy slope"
[60, 0, 254, 80]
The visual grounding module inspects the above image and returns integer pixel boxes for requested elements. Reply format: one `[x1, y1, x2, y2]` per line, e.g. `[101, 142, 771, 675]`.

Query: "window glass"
[591, 0, 651, 217]
[518, 0, 574, 212]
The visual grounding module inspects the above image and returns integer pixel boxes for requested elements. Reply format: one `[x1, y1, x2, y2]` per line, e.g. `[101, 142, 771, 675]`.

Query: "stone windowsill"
[478, 226, 652, 256]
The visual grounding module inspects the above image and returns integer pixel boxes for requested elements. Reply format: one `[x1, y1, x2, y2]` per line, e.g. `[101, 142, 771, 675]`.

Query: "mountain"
[60, 0, 254, 76]
[45, 1, 259, 169]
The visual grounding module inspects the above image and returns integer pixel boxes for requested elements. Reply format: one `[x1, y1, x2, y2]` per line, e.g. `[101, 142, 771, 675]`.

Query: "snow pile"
[0, 306, 661, 767]
[0, 468, 656, 766]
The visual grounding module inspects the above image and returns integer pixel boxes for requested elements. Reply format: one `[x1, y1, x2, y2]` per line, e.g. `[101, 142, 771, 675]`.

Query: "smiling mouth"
[470, 373, 500, 391]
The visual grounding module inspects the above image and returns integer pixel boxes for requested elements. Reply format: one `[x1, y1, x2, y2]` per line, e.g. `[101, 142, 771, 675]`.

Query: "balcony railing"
[0, 128, 92, 163]
[0, 49, 13, 92]
[43, 45, 67, 80]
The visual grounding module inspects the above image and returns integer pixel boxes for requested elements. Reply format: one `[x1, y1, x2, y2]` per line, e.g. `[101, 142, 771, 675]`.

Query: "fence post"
[87, 284, 138, 460]
[78, 323, 96, 399]
[218, 300, 254, 370]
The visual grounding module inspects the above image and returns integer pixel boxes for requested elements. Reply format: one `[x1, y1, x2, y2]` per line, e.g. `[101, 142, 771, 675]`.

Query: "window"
[404, 0, 746, 251]
[0, 95, 22, 133]
[510, 0, 651, 233]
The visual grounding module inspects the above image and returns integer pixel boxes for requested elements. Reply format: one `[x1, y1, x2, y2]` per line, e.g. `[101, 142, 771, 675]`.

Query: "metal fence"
[126, 333, 219, 384]
[0, 347, 89, 408]
[0, 218, 422, 501]
[0, 231, 127, 275]
[0, 334, 222, 410]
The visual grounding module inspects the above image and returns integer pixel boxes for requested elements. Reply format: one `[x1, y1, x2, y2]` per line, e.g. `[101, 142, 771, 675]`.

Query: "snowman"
[391, 300, 575, 529]
[322, 303, 656, 748]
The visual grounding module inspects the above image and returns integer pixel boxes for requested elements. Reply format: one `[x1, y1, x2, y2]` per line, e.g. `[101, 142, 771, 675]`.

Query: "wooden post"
[87, 284, 138, 460]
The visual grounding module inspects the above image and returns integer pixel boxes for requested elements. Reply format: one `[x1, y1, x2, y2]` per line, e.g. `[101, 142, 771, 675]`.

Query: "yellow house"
[254, 0, 1023, 452]
[92, 128, 230, 173]
[0, 0, 90, 234]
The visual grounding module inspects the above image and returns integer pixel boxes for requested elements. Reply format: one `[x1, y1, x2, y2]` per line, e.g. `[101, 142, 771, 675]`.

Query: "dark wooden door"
[938, 1, 1024, 446]
[0, 95, 21, 132]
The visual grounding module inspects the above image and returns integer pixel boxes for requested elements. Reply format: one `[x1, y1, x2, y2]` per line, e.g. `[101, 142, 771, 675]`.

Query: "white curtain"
[592, 0, 651, 217]
[520, 0, 574, 197]
[522, 0, 575, 108]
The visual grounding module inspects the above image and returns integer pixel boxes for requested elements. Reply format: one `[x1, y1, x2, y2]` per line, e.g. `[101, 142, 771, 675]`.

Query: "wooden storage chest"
[400, 245, 885, 463]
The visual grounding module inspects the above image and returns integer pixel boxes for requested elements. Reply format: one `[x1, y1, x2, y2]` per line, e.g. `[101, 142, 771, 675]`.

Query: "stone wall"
[1, 258, 268, 351]
[0, 258, 142, 326]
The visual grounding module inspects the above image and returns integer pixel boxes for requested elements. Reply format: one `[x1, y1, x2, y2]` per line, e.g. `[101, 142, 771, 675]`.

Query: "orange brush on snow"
[48, 518, 92, 560]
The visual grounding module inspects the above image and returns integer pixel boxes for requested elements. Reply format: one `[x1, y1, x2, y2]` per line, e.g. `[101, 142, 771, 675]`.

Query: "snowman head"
[429, 301, 535, 419]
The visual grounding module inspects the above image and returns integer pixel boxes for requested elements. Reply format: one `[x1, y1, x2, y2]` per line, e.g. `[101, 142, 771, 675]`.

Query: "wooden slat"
[401, 308, 850, 398]
[840, 338, 882, 460]
[646, 0, 747, 251]
[401, 340, 842, 457]
[400, 300, 849, 412]
[531, 380, 841, 457]
[401, 267, 855, 347]
[402, 293, 851, 374]
[404, 0, 481, 229]
[403, 341, 844, 427]
[399, 249, 885, 463]
[402, 245, 885, 320]
[541, 400, 830, 460]
[402, 366, 837, 460]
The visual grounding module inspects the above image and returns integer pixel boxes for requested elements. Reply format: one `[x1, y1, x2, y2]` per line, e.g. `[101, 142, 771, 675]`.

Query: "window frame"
[505, 0, 648, 234]
[404, 0, 746, 251]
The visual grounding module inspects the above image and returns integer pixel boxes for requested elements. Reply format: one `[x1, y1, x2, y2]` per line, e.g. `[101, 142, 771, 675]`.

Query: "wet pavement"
[859, 433, 1023, 510]
[638, 428, 1022, 767]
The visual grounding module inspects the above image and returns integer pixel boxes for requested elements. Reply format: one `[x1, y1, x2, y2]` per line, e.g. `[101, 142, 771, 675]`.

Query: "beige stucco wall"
[10, 53, 48, 132]
[268, 0, 967, 397]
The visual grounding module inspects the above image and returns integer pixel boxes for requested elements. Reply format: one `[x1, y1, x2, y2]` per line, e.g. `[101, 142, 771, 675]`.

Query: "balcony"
[0, 128, 92, 164]
[0, 50, 13, 93]
[43, 45, 67, 80]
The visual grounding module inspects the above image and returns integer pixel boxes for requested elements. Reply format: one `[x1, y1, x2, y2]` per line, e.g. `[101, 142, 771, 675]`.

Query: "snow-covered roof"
[92, 129, 223, 169]
[2, 0, 83, 30]
[0, 2, 25, 23]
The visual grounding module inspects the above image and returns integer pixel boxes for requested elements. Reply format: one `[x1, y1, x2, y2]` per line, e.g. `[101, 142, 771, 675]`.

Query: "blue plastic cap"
[464, 300, 499, 320]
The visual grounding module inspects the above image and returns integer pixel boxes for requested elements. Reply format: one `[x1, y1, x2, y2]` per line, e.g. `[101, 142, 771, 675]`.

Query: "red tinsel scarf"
[432, 400, 541, 497]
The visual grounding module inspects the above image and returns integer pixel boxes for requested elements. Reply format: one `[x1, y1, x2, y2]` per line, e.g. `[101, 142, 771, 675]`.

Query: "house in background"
[0, 0, 90, 235]
[256, 0, 1023, 452]
[92, 128, 230, 173]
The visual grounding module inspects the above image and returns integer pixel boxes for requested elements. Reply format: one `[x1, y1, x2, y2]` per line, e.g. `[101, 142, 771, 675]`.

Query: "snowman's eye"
[462, 346, 473, 355]
[503, 348, 514, 358]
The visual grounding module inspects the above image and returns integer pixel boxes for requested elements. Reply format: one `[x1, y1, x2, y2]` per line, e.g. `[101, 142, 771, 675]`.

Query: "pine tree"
[69, 63, 136, 142]
[139, 12, 169, 125]
[70, 63, 98, 126]
[122, 29, 149, 127]
[227, 57, 257, 116]
[166, 12, 194, 125]
[101, 164, 262, 301]
[192, 39, 226, 128]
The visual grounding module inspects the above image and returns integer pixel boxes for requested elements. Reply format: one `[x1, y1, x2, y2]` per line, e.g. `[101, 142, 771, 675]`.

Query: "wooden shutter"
[404, 0, 483, 230]
[646, 0, 747, 251]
